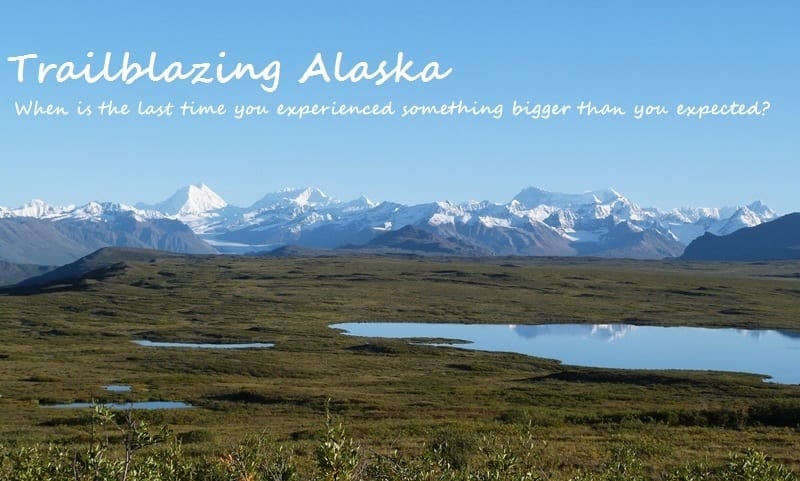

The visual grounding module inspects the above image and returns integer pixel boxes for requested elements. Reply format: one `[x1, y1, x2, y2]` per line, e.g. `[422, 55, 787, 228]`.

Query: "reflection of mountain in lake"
[737, 329, 800, 340]
[777, 330, 800, 340]
[510, 324, 637, 342]
[333, 322, 800, 384]
[737, 329, 769, 339]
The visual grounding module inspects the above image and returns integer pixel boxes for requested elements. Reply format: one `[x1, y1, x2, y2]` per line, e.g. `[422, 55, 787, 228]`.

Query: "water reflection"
[510, 324, 637, 342]
[104, 385, 132, 392]
[331, 322, 800, 384]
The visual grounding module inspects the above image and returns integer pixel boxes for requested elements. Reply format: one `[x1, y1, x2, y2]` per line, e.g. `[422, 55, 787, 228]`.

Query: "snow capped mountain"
[9, 199, 73, 218]
[513, 186, 623, 208]
[1, 199, 155, 223]
[716, 202, 778, 236]
[0, 184, 782, 261]
[681, 212, 800, 261]
[249, 187, 333, 211]
[340, 196, 377, 213]
[508, 187, 659, 232]
[663, 201, 777, 244]
[666, 206, 723, 224]
[544, 209, 578, 231]
[137, 183, 227, 217]
[0, 204, 214, 266]
[135, 184, 235, 234]
[60, 202, 148, 222]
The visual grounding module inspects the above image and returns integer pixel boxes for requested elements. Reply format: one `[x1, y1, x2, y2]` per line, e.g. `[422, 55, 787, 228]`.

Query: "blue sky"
[1, 1, 797, 212]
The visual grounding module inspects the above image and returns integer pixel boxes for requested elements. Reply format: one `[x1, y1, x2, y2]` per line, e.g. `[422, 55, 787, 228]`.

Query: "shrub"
[1, 405, 798, 481]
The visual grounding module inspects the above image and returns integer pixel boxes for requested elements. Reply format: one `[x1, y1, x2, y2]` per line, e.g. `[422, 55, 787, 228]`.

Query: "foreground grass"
[1, 405, 796, 481]
[1, 253, 799, 475]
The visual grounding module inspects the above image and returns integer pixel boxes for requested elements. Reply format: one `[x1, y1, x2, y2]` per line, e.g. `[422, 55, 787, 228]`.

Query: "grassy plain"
[1, 253, 799, 476]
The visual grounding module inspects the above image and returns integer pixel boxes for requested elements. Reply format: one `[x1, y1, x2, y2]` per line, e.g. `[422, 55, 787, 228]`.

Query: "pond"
[44, 401, 191, 410]
[330, 322, 800, 384]
[133, 340, 273, 349]
[104, 385, 132, 392]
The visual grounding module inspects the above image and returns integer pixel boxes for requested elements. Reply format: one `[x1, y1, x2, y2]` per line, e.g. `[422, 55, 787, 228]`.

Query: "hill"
[0, 260, 56, 287]
[1, 247, 182, 293]
[682, 213, 800, 261]
[346, 225, 493, 256]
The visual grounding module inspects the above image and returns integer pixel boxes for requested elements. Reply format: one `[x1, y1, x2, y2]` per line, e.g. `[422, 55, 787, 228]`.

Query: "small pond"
[331, 322, 800, 384]
[133, 340, 273, 349]
[104, 385, 132, 392]
[44, 401, 191, 410]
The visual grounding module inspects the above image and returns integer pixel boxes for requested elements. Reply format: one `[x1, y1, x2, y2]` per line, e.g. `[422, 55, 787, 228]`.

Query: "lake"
[133, 340, 273, 349]
[44, 401, 191, 410]
[330, 322, 800, 384]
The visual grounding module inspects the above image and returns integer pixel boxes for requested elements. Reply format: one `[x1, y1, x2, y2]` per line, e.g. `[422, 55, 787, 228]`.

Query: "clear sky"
[1, 1, 797, 212]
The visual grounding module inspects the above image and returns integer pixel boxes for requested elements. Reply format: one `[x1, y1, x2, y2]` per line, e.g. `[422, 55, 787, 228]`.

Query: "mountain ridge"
[0, 184, 780, 263]
[681, 213, 800, 261]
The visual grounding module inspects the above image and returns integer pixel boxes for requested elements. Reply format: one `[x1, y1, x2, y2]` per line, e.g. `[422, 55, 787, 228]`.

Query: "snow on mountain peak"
[181, 184, 227, 215]
[745, 200, 776, 219]
[513, 186, 624, 209]
[67, 201, 152, 222]
[715, 202, 776, 235]
[592, 188, 624, 204]
[1, 184, 784, 257]
[668, 206, 722, 223]
[0, 198, 156, 224]
[139, 183, 227, 217]
[340, 196, 377, 212]
[250, 187, 334, 211]
[12, 199, 72, 218]
[293, 187, 332, 207]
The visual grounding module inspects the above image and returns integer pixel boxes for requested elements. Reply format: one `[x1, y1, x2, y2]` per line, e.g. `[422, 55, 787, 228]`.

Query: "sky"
[1, 1, 797, 213]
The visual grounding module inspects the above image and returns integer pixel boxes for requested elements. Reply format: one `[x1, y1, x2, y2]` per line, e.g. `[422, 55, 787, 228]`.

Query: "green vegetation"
[1, 405, 796, 480]
[1, 253, 800, 478]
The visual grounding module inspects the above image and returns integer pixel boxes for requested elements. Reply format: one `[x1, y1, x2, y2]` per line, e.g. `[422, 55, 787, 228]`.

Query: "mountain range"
[682, 213, 800, 261]
[0, 184, 781, 269]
